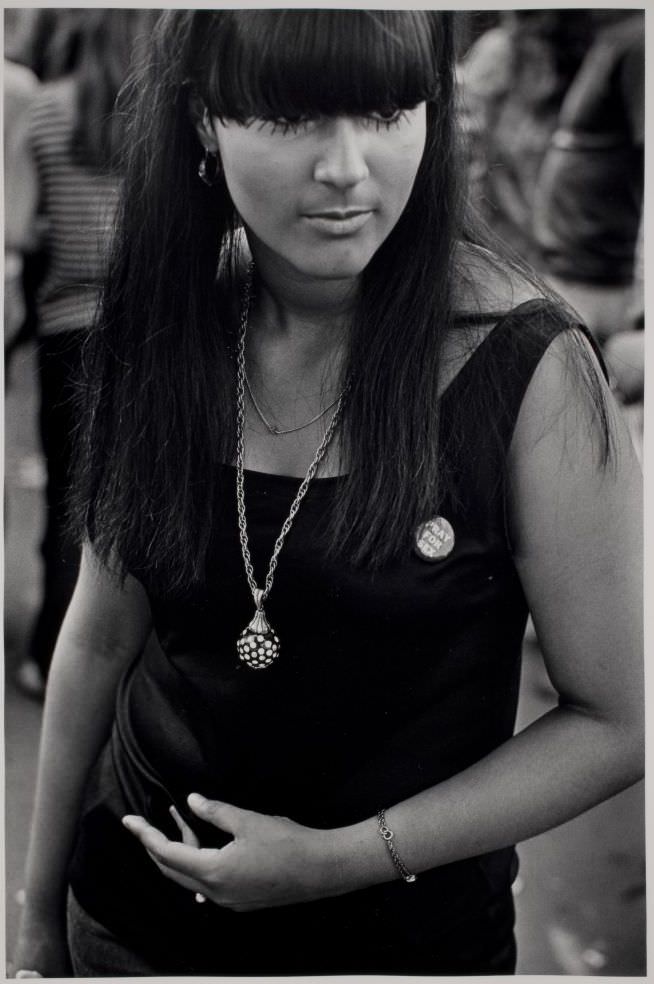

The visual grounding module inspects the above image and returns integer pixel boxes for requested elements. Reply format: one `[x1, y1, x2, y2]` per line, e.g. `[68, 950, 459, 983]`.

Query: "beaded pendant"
[237, 606, 280, 669]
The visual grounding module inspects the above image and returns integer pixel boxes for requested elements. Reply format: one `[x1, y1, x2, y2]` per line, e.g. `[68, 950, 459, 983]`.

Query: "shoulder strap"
[445, 300, 564, 401]
[443, 298, 606, 446]
[438, 299, 607, 536]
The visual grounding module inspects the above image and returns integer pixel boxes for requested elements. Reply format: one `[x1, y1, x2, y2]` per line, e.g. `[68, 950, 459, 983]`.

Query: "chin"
[291, 245, 378, 281]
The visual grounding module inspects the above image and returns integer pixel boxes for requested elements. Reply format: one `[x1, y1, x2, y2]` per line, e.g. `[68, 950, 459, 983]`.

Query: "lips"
[301, 209, 374, 237]
[304, 208, 373, 220]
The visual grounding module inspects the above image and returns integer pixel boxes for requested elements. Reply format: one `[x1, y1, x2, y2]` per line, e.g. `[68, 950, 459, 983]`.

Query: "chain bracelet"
[377, 810, 417, 883]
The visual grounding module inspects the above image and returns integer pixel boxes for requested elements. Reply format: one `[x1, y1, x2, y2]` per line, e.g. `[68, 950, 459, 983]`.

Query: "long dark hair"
[73, 10, 610, 596]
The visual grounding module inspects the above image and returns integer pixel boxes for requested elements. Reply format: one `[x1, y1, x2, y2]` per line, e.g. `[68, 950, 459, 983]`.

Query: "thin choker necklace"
[244, 371, 344, 436]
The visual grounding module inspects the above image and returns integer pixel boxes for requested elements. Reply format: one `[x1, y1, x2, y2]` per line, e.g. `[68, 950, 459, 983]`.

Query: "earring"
[198, 147, 221, 187]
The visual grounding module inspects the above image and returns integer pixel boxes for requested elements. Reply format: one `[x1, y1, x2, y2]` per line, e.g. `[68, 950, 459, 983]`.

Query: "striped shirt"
[28, 75, 120, 336]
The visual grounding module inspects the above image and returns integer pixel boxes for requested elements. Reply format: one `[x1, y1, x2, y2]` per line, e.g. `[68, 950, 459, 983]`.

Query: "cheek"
[402, 121, 428, 179]
[220, 143, 295, 226]
[220, 147, 262, 208]
[383, 132, 426, 207]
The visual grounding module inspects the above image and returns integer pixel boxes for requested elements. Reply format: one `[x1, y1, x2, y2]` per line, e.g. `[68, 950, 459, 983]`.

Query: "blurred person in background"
[13, 10, 642, 978]
[602, 211, 644, 463]
[533, 11, 644, 347]
[4, 10, 86, 370]
[603, 208, 644, 403]
[457, 10, 594, 268]
[5, 8, 85, 82]
[4, 58, 39, 347]
[532, 10, 644, 462]
[12, 9, 156, 699]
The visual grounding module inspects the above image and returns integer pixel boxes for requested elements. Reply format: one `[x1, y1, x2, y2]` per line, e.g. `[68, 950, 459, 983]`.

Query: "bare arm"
[334, 331, 643, 884]
[14, 544, 152, 974]
[123, 331, 643, 908]
[5, 73, 40, 255]
[350, 331, 643, 868]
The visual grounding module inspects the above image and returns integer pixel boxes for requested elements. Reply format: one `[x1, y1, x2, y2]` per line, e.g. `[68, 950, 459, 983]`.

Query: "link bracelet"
[377, 810, 417, 883]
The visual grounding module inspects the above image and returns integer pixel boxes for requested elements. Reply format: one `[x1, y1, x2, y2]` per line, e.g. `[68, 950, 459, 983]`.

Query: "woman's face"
[201, 106, 427, 282]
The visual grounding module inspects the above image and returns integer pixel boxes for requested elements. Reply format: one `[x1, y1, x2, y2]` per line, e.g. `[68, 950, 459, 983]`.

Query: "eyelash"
[261, 109, 410, 136]
[364, 110, 410, 132]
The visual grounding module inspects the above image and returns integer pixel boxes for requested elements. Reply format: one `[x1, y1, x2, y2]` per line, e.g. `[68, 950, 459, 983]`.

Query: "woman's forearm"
[333, 705, 643, 891]
[334, 337, 645, 896]
[22, 643, 127, 916]
[14, 550, 151, 976]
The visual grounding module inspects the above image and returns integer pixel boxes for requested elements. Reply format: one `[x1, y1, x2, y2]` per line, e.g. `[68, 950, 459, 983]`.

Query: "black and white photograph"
[4, 6, 645, 977]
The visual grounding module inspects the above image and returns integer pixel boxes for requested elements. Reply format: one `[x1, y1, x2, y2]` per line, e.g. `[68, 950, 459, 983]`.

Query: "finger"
[143, 847, 208, 904]
[145, 849, 204, 894]
[123, 815, 218, 882]
[187, 793, 246, 835]
[123, 816, 195, 863]
[122, 815, 171, 853]
[169, 805, 200, 847]
[16, 972, 43, 979]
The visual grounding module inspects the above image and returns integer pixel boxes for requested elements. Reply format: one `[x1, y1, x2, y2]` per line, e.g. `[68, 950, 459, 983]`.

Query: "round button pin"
[414, 516, 455, 561]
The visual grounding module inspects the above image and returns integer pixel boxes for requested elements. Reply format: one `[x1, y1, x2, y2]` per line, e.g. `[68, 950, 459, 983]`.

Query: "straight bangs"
[195, 10, 441, 121]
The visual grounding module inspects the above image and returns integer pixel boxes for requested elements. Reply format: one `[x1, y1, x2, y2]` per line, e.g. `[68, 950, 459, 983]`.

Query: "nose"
[313, 117, 370, 189]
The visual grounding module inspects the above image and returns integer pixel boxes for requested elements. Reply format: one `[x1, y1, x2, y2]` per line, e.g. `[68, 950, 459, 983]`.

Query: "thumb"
[187, 794, 247, 835]
[16, 973, 43, 979]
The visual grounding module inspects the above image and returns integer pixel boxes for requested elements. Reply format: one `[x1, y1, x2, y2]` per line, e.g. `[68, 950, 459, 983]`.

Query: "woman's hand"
[122, 795, 348, 911]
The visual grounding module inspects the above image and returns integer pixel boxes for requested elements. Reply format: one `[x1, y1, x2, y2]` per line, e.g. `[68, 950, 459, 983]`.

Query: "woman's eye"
[255, 109, 410, 135]
[365, 109, 408, 131]
[260, 117, 312, 136]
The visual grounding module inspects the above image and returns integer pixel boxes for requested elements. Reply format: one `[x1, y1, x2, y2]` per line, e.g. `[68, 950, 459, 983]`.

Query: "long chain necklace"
[235, 266, 348, 669]
[244, 370, 344, 436]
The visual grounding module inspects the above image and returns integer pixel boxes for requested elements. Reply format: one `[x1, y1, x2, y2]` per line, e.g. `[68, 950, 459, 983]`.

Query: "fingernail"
[122, 815, 138, 828]
[188, 793, 205, 807]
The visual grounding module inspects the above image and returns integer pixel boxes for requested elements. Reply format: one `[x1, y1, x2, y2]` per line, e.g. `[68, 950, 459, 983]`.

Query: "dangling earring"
[198, 147, 221, 187]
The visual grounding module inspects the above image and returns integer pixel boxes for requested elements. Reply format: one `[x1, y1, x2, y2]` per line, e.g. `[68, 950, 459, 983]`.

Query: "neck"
[248, 237, 358, 344]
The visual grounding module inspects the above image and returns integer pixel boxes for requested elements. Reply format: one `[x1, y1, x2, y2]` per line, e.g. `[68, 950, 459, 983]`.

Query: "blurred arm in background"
[4, 59, 40, 347]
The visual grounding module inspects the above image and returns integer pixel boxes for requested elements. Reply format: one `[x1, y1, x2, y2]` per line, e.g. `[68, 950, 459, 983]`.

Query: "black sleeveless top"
[69, 301, 588, 975]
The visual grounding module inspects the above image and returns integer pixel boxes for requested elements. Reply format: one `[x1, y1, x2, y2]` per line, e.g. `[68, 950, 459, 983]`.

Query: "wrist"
[376, 809, 417, 882]
[321, 817, 403, 896]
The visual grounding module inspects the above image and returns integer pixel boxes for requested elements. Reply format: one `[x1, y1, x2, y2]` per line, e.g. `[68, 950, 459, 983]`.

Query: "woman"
[14, 10, 642, 977]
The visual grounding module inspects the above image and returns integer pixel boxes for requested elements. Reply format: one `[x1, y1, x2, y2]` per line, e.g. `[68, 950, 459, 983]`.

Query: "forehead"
[195, 10, 442, 121]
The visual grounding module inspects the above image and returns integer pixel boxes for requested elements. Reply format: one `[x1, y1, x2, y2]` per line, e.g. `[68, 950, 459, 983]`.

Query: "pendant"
[237, 602, 280, 669]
